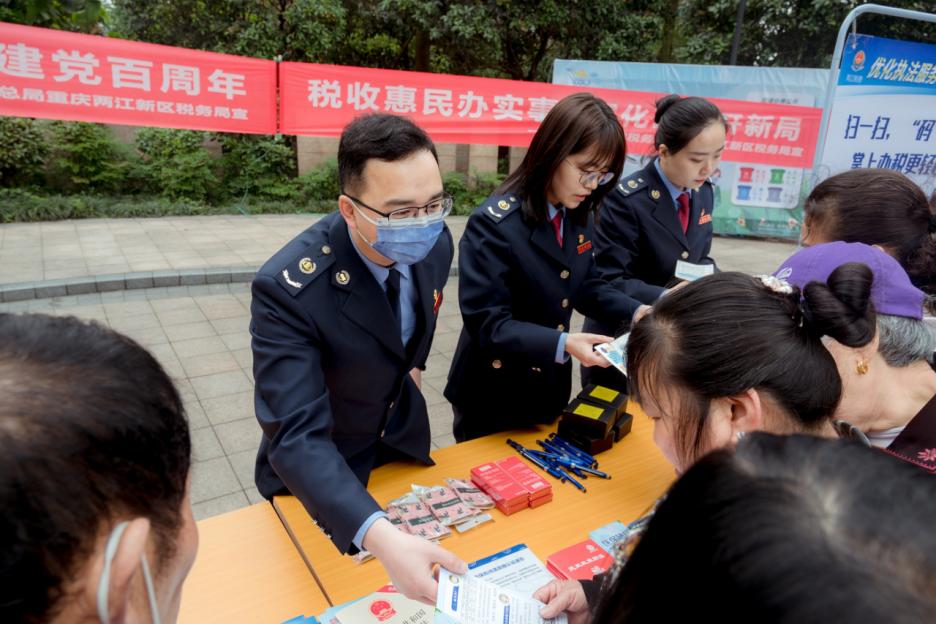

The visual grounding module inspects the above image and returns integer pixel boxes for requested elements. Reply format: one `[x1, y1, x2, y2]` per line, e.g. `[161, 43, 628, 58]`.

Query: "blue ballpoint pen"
[530, 449, 585, 474]
[552, 464, 587, 493]
[548, 434, 598, 468]
[538, 439, 584, 465]
[532, 450, 611, 479]
[549, 434, 596, 462]
[507, 439, 568, 483]
[528, 450, 588, 493]
[541, 438, 597, 470]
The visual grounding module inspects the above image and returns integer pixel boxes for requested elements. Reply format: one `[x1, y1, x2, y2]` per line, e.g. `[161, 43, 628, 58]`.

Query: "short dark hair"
[593, 433, 936, 624]
[338, 113, 439, 196]
[500, 92, 626, 226]
[0, 313, 191, 623]
[627, 266, 877, 464]
[653, 94, 727, 155]
[805, 168, 936, 297]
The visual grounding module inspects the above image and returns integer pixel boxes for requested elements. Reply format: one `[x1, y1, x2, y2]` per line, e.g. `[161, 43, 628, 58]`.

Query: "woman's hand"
[534, 579, 590, 624]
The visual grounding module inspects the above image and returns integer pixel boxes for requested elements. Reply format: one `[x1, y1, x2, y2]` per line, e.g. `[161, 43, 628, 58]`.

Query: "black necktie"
[386, 267, 401, 323]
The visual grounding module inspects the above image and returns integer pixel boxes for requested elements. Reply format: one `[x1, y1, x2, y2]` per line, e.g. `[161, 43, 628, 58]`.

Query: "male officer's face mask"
[354, 206, 446, 266]
[97, 522, 163, 624]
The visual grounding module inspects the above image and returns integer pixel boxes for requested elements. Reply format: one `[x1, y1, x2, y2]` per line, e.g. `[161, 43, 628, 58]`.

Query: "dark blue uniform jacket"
[251, 211, 453, 553]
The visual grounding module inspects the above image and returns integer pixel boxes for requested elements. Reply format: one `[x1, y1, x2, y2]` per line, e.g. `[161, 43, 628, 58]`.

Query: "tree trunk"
[414, 27, 431, 71]
[657, 0, 680, 62]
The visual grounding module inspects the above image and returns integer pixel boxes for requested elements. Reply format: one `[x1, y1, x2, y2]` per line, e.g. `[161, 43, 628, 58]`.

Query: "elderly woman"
[775, 241, 936, 471]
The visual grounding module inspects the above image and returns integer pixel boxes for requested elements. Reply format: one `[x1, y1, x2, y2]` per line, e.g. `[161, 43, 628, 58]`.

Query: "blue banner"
[839, 34, 936, 90]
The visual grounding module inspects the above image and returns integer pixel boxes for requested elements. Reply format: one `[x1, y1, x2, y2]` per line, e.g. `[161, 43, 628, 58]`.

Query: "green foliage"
[444, 170, 503, 216]
[0, 0, 106, 32]
[216, 134, 298, 201]
[45, 122, 128, 193]
[296, 158, 340, 209]
[0, 188, 319, 223]
[0, 188, 190, 221]
[135, 127, 217, 202]
[0, 118, 49, 187]
[110, 0, 347, 62]
[678, 0, 936, 68]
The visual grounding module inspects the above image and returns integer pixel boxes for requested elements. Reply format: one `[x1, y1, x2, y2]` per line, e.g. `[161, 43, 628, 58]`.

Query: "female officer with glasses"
[581, 94, 727, 393]
[445, 93, 647, 441]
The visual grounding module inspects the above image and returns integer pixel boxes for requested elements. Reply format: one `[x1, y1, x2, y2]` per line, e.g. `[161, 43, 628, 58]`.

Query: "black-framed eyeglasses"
[564, 160, 615, 187]
[344, 193, 453, 222]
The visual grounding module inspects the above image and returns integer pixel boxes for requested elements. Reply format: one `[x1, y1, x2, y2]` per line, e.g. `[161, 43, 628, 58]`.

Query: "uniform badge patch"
[282, 269, 302, 289]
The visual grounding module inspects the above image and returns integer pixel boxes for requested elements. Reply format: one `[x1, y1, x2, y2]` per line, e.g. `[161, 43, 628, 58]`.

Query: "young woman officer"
[582, 94, 727, 391]
[444, 92, 646, 442]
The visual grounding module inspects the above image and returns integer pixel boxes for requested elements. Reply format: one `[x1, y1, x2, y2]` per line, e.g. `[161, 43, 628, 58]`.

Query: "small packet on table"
[412, 484, 479, 526]
[386, 505, 410, 533]
[454, 513, 494, 533]
[445, 477, 495, 509]
[388, 493, 451, 540]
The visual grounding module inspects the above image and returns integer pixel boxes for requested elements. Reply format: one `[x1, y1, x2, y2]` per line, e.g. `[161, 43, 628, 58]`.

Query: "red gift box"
[546, 539, 613, 581]
[470, 456, 554, 515]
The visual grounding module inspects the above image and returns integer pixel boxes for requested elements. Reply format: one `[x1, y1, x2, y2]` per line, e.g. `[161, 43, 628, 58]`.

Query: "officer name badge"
[433, 288, 443, 315]
[698, 211, 713, 225]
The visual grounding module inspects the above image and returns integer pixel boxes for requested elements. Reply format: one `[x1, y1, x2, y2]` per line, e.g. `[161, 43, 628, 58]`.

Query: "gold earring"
[856, 360, 869, 375]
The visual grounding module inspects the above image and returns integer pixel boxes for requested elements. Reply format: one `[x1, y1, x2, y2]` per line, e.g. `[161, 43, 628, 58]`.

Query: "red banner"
[0, 22, 276, 134]
[280, 62, 822, 168]
[0, 22, 823, 167]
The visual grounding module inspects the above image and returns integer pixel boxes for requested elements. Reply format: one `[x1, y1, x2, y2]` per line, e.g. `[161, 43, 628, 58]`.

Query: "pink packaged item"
[388, 494, 451, 540]
[412, 484, 478, 526]
[445, 477, 495, 510]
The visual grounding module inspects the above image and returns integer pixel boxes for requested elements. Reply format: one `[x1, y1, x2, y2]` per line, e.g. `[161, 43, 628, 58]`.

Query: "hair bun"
[654, 94, 683, 124]
[801, 263, 876, 348]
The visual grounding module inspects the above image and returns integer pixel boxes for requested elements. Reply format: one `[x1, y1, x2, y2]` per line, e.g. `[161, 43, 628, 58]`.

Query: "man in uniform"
[251, 113, 463, 603]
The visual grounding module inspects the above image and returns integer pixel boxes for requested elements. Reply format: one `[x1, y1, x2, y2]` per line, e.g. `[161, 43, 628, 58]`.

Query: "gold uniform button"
[561, 298, 569, 309]
[557, 324, 565, 332]
[560, 270, 570, 279]
[681, 251, 689, 259]
[491, 359, 502, 369]
[321, 245, 332, 255]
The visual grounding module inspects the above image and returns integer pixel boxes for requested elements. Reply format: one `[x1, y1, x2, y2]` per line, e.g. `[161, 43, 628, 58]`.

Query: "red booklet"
[495, 456, 552, 501]
[546, 539, 613, 581]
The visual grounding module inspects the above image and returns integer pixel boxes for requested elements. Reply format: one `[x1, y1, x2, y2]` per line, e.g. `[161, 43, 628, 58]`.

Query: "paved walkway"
[0, 214, 797, 519]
